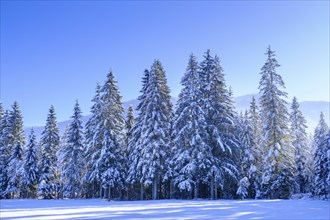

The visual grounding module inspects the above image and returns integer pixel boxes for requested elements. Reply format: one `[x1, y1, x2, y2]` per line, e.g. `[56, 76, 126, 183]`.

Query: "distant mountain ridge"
[234, 94, 329, 133]
[24, 94, 329, 140]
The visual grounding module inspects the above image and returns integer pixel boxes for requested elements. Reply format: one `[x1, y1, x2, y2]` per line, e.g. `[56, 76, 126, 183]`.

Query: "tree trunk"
[119, 188, 122, 200]
[108, 186, 111, 201]
[127, 184, 130, 200]
[152, 178, 158, 200]
[215, 184, 218, 200]
[92, 181, 95, 198]
[194, 180, 199, 199]
[169, 180, 174, 199]
[104, 187, 107, 199]
[140, 183, 144, 200]
[210, 177, 214, 200]
[99, 185, 102, 199]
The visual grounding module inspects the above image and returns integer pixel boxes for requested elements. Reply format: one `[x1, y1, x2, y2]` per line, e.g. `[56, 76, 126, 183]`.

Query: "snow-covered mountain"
[24, 95, 329, 140]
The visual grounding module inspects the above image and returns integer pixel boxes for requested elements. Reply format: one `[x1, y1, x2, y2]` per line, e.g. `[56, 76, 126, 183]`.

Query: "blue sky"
[1, 1, 329, 126]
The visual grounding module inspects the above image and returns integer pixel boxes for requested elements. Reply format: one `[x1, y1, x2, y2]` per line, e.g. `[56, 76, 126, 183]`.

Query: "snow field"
[1, 199, 329, 220]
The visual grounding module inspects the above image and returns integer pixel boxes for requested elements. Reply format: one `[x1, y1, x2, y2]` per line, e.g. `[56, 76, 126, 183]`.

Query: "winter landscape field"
[1, 199, 329, 220]
[1, 2, 329, 220]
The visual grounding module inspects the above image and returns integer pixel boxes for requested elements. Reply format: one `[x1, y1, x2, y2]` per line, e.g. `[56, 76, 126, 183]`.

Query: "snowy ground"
[0, 199, 329, 219]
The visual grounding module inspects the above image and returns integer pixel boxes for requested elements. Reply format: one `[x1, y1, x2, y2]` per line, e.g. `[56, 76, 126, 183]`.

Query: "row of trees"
[0, 47, 329, 200]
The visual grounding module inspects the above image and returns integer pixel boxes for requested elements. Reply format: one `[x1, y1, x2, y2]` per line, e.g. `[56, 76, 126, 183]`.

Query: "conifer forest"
[1, 47, 329, 201]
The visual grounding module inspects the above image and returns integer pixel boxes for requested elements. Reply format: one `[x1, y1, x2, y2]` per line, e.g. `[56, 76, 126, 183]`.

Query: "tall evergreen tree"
[289, 97, 310, 193]
[124, 106, 135, 199]
[199, 50, 238, 199]
[128, 60, 173, 200]
[61, 101, 85, 199]
[0, 107, 10, 198]
[258, 47, 295, 199]
[304, 133, 315, 193]
[58, 125, 69, 199]
[38, 105, 60, 199]
[6, 101, 25, 198]
[236, 112, 257, 199]
[22, 129, 39, 198]
[313, 112, 329, 198]
[171, 54, 210, 198]
[248, 97, 262, 198]
[127, 69, 150, 200]
[98, 70, 126, 200]
[320, 131, 330, 198]
[83, 83, 103, 198]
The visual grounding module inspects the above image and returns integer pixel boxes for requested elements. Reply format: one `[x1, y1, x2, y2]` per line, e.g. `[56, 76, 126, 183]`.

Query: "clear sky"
[1, 1, 329, 127]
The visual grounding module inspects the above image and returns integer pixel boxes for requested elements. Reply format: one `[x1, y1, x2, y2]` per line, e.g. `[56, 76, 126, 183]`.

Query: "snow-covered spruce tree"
[0, 105, 6, 197]
[199, 50, 239, 199]
[236, 112, 257, 199]
[38, 105, 60, 199]
[313, 112, 329, 198]
[97, 70, 126, 201]
[226, 87, 242, 199]
[5, 101, 25, 198]
[57, 125, 69, 199]
[124, 106, 135, 172]
[128, 61, 173, 200]
[127, 69, 150, 200]
[83, 82, 103, 198]
[320, 131, 330, 198]
[61, 101, 85, 199]
[171, 54, 210, 199]
[258, 47, 295, 199]
[0, 106, 10, 198]
[22, 129, 39, 198]
[124, 106, 135, 199]
[289, 97, 310, 193]
[248, 97, 262, 198]
[304, 134, 315, 193]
